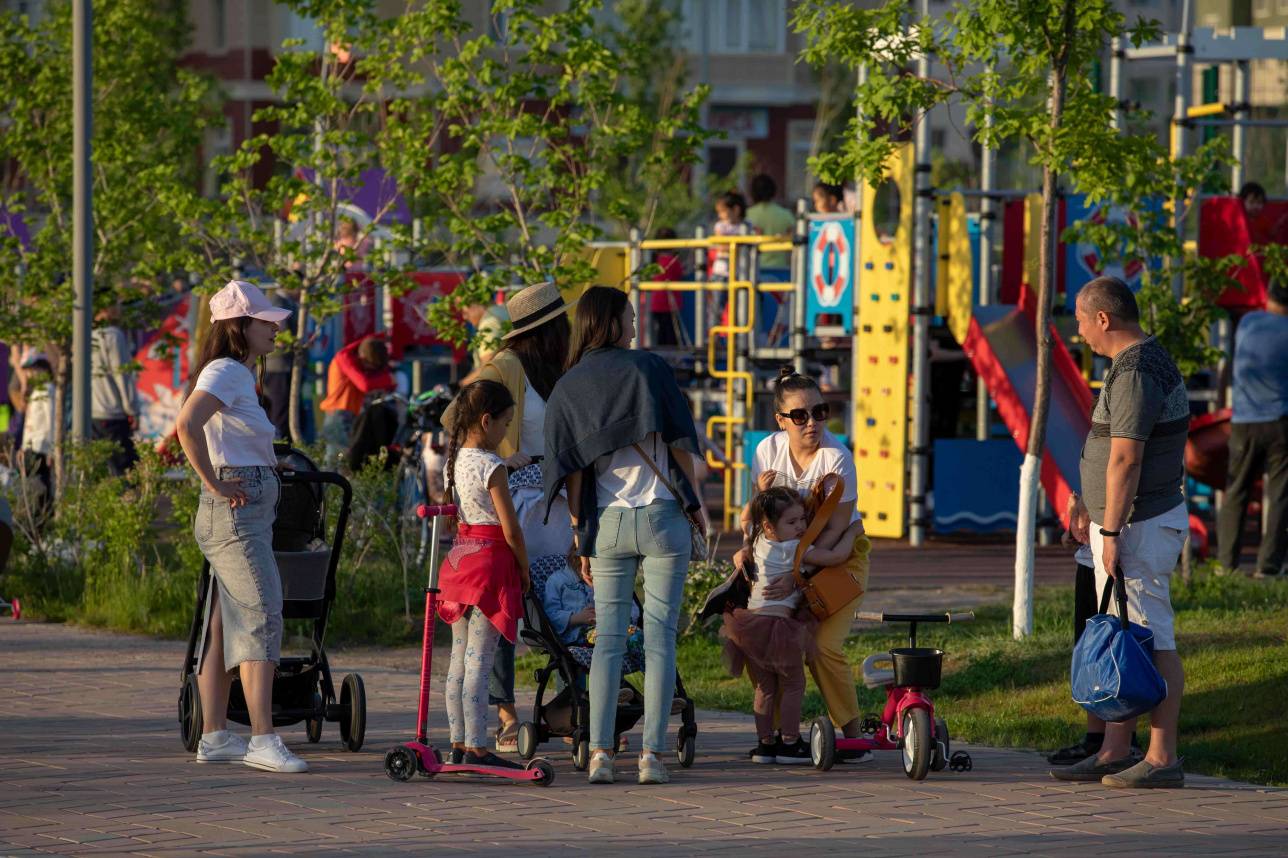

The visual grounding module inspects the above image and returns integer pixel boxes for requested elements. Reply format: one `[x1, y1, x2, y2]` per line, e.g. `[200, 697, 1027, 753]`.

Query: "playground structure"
[582, 27, 1288, 549]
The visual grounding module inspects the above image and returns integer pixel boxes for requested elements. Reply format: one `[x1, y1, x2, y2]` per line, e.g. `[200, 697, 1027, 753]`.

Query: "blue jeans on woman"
[588, 499, 690, 754]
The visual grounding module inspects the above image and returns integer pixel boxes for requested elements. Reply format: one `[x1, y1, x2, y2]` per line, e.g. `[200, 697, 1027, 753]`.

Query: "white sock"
[201, 729, 228, 745]
[248, 734, 276, 750]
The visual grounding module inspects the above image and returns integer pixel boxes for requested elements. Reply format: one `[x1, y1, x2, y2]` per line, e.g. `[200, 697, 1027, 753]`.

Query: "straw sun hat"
[503, 281, 569, 340]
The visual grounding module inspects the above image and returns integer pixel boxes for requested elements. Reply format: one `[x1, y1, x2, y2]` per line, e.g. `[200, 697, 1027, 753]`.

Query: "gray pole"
[71, 0, 93, 443]
[1171, 0, 1194, 301]
[1109, 36, 1124, 133]
[628, 228, 642, 349]
[791, 198, 807, 375]
[909, 1, 932, 547]
[1231, 60, 1249, 190]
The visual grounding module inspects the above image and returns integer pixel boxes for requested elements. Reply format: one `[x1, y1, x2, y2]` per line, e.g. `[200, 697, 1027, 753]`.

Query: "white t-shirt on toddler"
[193, 358, 276, 468]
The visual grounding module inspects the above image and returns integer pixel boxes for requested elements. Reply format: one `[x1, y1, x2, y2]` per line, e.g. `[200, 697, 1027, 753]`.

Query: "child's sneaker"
[750, 740, 777, 764]
[447, 747, 465, 765]
[748, 730, 781, 760]
[638, 752, 669, 784]
[464, 750, 523, 770]
[774, 737, 813, 765]
[196, 730, 247, 763]
[588, 751, 615, 784]
[243, 734, 308, 773]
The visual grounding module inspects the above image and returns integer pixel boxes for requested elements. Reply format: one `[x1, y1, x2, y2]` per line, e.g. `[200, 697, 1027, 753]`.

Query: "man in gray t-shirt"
[1055, 277, 1188, 790]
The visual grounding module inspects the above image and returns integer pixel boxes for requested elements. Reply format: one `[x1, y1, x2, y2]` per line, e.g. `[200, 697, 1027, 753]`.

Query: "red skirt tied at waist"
[436, 523, 522, 643]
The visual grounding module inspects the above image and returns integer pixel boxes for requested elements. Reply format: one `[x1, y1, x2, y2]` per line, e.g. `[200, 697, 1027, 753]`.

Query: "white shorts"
[1089, 503, 1187, 651]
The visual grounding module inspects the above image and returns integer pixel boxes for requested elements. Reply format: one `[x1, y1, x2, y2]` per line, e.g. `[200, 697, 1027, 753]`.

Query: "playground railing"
[635, 233, 794, 532]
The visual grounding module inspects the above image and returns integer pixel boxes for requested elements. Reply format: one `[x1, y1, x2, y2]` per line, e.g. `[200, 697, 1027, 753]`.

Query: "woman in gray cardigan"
[543, 286, 704, 787]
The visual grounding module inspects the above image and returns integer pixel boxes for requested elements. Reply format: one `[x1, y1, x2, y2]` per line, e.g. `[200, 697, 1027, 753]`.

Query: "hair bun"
[777, 365, 797, 382]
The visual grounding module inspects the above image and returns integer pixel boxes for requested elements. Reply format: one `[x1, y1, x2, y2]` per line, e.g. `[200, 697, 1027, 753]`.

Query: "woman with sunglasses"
[733, 366, 871, 760]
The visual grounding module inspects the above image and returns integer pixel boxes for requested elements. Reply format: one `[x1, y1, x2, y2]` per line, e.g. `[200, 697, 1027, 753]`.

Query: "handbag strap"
[791, 477, 844, 588]
[632, 442, 691, 513]
[1097, 568, 1130, 631]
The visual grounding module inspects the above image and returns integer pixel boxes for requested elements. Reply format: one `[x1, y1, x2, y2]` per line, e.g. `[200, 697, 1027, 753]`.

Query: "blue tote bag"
[1070, 571, 1167, 723]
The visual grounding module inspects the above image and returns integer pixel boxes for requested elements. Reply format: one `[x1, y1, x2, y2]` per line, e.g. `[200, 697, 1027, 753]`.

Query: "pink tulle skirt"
[721, 608, 817, 678]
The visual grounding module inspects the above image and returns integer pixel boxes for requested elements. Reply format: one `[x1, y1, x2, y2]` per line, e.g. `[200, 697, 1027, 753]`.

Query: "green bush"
[2, 442, 422, 646]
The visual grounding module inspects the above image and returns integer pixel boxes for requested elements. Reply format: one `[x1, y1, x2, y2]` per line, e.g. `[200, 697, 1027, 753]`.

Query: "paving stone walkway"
[2, 622, 1286, 857]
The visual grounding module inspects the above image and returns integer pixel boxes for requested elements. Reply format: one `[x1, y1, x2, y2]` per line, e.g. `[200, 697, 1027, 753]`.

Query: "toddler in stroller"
[515, 553, 698, 772]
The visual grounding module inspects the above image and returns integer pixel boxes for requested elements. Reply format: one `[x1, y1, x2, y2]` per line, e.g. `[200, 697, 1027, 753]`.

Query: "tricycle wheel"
[517, 721, 538, 761]
[931, 717, 950, 772]
[384, 746, 417, 782]
[676, 730, 696, 769]
[810, 716, 836, 771]
[901, 708, 932, 781]
[339, 673, 366, 751]
[178, 672, 202, 753]
[527, 758, 556, 787]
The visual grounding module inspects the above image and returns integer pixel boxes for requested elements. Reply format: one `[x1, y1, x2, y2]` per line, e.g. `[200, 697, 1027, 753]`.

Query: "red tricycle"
[809, 609, 974, 780]
[384, 503, 555, 787]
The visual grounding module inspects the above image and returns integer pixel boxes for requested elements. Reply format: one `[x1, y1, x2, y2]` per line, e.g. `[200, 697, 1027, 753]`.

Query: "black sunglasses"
[777, 403, 830, 426]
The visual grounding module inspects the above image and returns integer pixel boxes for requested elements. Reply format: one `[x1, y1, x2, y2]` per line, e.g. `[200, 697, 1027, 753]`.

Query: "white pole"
[1171, 0, 1194, 301]
[1232, 60, 1249, 191]
[976, 84, 995, 442]
[1013, 453, 1039, 638]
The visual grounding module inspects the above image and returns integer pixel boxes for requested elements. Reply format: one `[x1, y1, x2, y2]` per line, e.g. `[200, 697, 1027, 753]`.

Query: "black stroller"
[514, 554, 698, 771]
[177, 446, 366, 752]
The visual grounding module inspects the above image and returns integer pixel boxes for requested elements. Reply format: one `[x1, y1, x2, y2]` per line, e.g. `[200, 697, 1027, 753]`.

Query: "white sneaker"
[638, 752, 669, 784]
[196, 731, 247, 763]
[243, 734, 308, 773]
[588, 751, 615, 784]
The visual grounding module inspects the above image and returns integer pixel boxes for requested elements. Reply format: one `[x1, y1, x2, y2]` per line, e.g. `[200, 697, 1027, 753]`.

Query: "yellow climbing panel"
[937, 193, 973, 345]
[853, 143, 914, 539]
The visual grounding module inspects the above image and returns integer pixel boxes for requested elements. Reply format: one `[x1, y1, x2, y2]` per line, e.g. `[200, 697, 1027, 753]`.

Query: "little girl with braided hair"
[438, 379, 530, 768]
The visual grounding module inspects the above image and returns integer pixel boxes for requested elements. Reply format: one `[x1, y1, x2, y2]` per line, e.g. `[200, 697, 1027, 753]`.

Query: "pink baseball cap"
[209, 280, 292, 324]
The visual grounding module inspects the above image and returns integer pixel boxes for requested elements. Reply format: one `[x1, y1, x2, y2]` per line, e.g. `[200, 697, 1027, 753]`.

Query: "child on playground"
[438, 379, 530, 769]
[709, 191, 753, 281]
[723, 483, 866, 765]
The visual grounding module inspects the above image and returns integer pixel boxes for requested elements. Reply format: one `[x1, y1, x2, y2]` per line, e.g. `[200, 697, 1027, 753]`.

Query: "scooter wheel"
[810, 716, 836, 771]
[418, 746, 442, 779]
[385, 746, 417, 782]
[527, 758, 556, 787]
[949, 750, 973, 773]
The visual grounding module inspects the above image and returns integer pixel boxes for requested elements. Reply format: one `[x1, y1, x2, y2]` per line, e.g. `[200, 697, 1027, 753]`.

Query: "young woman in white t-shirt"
[175, 280, 306, 774]
[733, 367, 871, 757]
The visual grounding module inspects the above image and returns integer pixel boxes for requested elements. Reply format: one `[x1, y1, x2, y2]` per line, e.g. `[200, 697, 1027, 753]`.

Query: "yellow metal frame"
[636, 233, 791, 530]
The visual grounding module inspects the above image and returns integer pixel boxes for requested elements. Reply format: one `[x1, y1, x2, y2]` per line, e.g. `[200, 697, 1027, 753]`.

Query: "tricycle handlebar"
[855, 610, 975, 624]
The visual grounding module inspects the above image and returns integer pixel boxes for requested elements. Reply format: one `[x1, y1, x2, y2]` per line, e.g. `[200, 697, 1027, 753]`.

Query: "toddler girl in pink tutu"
[722, 485, 865, 764]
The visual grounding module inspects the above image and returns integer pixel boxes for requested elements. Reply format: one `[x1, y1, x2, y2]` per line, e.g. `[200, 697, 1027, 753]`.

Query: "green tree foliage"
[368, 0, 710, 346]
[0, 0, 218, 483]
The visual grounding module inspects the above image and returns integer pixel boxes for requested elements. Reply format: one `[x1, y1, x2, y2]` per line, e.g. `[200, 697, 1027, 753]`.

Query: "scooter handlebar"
[416, 503, 458, 519]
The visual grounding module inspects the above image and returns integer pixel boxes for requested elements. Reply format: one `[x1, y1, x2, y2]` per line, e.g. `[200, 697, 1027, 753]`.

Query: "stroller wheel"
[306, 694, 324, 743]
[676, 729, 696, 769]
[527, 758, 556, 787]
[385, 746, 417, 782]
[178, 673, 202, 753]
[517, 721, 538, 761]
[572, 737, 590, 771]
[340, 674, 366, 752]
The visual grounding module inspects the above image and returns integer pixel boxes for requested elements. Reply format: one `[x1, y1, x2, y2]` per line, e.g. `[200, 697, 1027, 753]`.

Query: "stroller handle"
[855, 610, 975, 624]
[417, 503, 458, 519]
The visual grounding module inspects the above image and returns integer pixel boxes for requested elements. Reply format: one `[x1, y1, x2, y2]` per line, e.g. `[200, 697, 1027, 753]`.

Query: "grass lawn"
[528, 568, 1288, 786]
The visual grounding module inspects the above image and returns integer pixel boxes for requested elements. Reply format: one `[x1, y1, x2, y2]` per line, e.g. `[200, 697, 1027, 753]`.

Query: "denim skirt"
[194, 465, 283, 672]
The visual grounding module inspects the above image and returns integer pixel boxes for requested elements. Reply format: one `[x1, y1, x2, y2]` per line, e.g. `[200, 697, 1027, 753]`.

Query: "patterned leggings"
[445, 608, 501, 748]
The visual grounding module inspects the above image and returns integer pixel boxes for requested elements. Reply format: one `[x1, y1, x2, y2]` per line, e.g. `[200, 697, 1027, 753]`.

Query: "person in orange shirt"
[319, 336, 394, 464]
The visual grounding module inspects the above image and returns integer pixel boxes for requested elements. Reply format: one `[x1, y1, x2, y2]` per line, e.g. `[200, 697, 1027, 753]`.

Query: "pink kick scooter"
[384, 503, 555, 786]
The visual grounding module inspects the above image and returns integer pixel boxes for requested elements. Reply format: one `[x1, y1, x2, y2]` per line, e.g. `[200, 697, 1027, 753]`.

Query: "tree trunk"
[287, 290, 311, 445]
[50, 344, 70, 505]
[1014, 66, 1069, 640]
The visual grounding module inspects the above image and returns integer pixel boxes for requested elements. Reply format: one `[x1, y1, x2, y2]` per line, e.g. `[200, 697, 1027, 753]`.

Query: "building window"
[683, 0, 785, 55]
[213, 0, 226, 51]
[785, 120, 816, 203]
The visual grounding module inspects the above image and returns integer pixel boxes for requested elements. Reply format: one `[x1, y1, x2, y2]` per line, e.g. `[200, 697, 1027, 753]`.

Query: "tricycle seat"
[861, 653, 895, 689]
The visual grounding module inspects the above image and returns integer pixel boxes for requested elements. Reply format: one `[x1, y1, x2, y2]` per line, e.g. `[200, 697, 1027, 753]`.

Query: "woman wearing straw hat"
[175, 280, 308, 774]
[443, 280, 573, 752]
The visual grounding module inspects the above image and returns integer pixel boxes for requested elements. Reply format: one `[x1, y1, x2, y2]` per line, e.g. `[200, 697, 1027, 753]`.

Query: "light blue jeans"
[588, 500, 690, 753]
